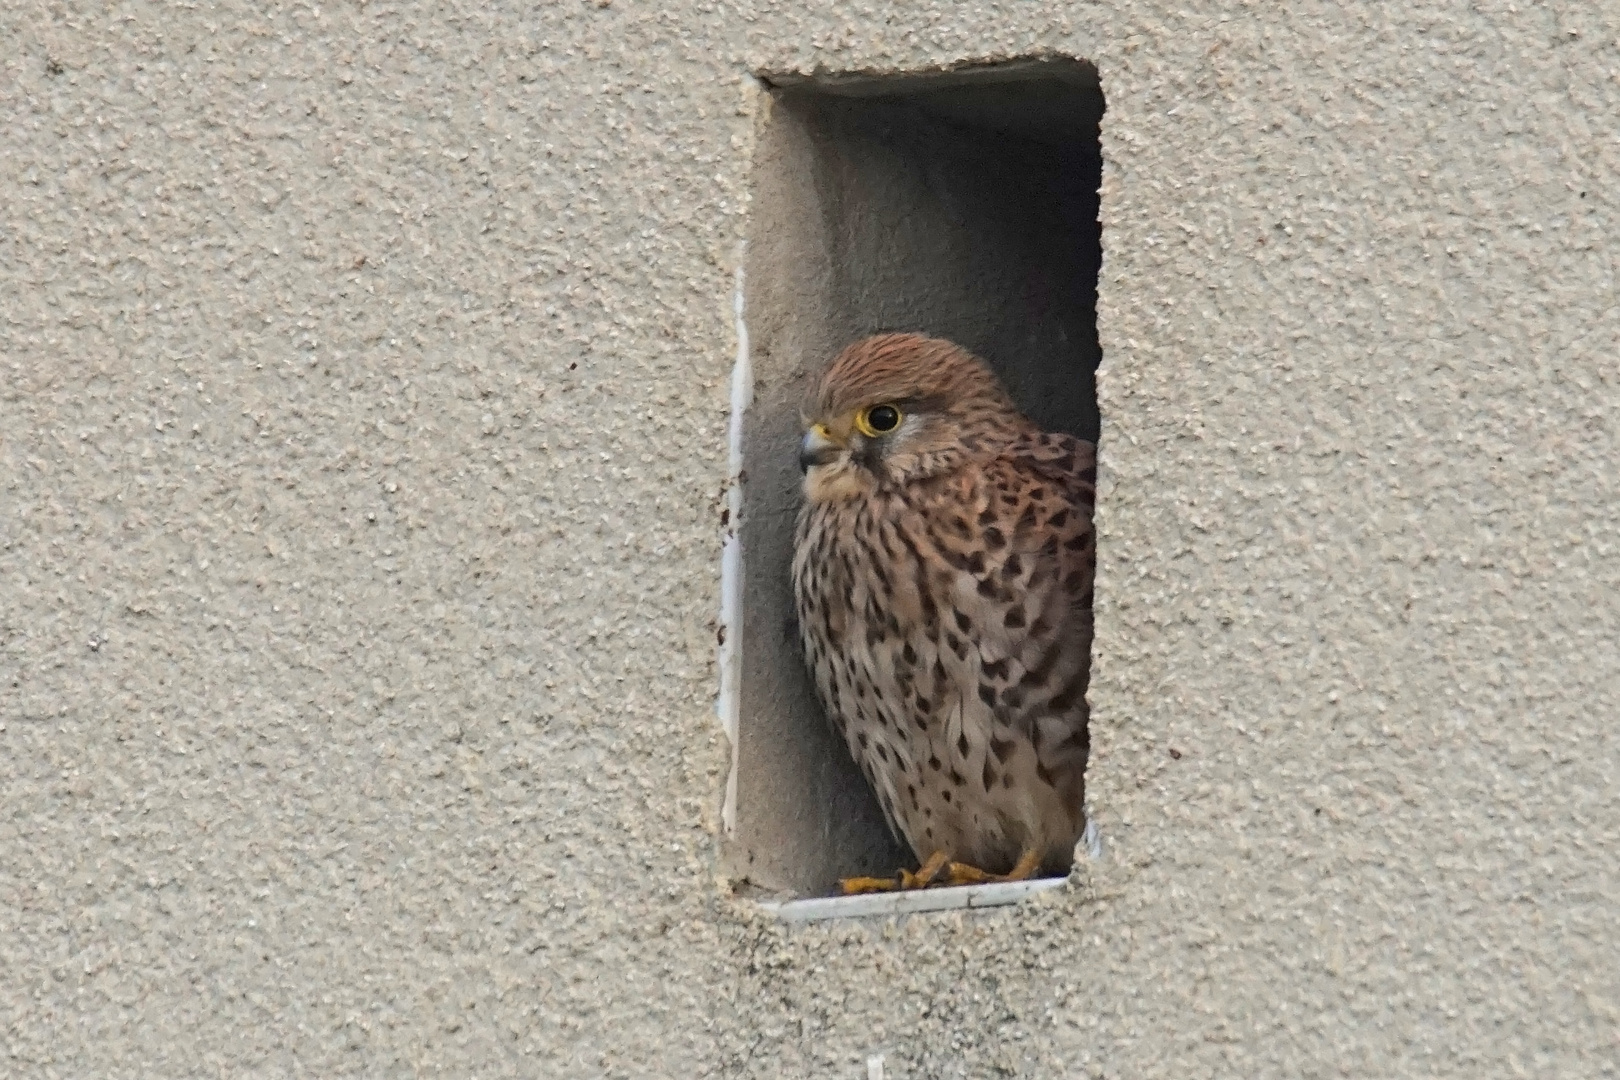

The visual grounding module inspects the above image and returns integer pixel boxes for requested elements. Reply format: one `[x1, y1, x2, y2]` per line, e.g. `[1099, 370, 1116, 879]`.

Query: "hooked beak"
[798, 424, 842, 473]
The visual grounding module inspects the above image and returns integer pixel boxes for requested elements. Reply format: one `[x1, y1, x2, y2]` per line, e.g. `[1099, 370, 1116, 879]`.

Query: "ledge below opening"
[760, 877, 1070, 923]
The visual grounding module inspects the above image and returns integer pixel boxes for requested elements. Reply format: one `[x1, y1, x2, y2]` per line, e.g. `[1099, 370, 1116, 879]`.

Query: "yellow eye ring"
[854, 403, 903, 438]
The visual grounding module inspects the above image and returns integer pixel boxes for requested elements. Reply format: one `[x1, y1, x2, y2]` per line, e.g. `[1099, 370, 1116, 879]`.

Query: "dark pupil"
[867, 405, 899, 432]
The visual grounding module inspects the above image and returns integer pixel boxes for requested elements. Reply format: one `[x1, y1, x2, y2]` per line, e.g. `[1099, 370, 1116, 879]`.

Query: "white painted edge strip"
[716, 255, 751, 836]
[758, 877, 1067, 923]
[1081, 815, 1102, 862]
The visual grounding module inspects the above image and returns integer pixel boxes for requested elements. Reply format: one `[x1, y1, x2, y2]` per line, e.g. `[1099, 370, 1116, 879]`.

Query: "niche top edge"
[757, 56, 1099, 98]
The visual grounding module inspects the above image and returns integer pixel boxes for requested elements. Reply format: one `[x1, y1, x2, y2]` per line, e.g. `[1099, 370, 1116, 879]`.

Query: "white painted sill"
[758, 877, 1068, 922]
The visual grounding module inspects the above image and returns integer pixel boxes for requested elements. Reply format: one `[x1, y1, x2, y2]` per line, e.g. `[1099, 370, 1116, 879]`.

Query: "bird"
[791, 333, 1096, 893]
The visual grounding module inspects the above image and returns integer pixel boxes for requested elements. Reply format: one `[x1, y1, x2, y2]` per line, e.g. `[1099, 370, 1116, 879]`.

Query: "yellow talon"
[899, 849, 950, 889]
[839, 850, 952, 894]
[944, 849, 1042, 887]
[839, 850, 1042, 895]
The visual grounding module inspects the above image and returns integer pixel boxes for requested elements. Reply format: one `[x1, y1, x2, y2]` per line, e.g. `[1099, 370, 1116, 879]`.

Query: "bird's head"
[798, 333, 1028, 503]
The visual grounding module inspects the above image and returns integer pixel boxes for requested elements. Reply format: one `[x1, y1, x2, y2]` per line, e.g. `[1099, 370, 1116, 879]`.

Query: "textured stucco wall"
[3, 2, 1617, 1078]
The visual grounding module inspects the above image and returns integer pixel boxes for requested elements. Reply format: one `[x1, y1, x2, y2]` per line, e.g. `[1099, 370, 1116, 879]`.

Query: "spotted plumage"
[792, 333, 1095, 882]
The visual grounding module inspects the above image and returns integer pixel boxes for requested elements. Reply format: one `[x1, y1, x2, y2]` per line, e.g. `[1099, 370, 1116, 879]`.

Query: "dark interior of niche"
[730, 59, 1104, 899]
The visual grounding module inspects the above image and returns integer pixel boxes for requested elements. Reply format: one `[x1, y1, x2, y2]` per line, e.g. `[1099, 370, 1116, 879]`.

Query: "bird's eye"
[856, 404, 903, 437]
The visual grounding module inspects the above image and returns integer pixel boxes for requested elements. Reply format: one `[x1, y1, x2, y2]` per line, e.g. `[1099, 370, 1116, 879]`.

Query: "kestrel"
[792, 333, 1096, 893]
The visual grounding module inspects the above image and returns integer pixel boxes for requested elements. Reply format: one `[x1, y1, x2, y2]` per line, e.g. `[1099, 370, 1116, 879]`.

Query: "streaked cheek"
[803, 459, 869, 503]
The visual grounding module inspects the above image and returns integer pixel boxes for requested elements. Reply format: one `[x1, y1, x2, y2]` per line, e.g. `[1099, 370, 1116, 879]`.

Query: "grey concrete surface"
[3, 2, 1617, 1078]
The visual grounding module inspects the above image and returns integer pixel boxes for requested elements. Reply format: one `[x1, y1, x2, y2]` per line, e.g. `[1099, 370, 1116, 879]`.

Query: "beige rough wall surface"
[2, 2, 1616, 1079]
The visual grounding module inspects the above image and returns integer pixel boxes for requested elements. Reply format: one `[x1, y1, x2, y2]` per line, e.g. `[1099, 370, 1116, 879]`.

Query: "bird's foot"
[839, 850, 951, 894]
[899, 849, 950, 890]
[943, 849, 1042, 887]
[840, 850, 1045, 894]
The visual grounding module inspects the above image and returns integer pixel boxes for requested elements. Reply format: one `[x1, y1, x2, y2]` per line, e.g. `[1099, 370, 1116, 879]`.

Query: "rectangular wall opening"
[727, 59, 1104, 901]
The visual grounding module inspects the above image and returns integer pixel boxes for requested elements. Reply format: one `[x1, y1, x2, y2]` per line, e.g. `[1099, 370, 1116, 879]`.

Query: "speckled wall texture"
[2, 2, 1616, 1078]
